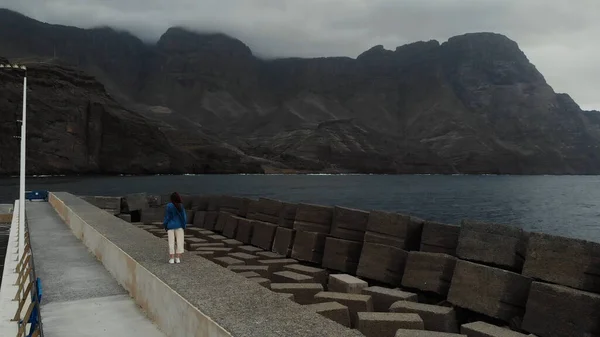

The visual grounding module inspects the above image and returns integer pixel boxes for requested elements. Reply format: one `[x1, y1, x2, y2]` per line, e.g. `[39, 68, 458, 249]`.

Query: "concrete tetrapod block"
[103, 208, 120, 215]
[193, 247, 233, 257]
[186, 227, 203, 237]
[229, 196, 252, 216]
[521, 281, 600, 337]
[278, 202, 298, 229]
[146, 194, 161, 207]
[185, 237, 206, 244]
[314, 292, 374, 328]
[238, 271, 262, 278]
[214, 211, 233, 233]
[222, 239, 243, 249]
[295, 203, 334, 225]
[196, 229, 215, 236]
[186, 210, 196, 225]
[357, 312, 424, 337]
[361, 286, 418, 312]
[222, 215, 241, 239]
[456, 220, 527, 272]
[185, 238, 208, 251]
[322, 237, 363, 274]
[284, 264, 329, 287]
[249, 277, 271, 288]
[238, 197, 252, 217]
[293, 203, 334, 233]
[246, 198, 283, 224]
[420, 221, 461, 256]
[279, 293, 295, 301]
[80, 195, 122, 210]
[303, 302, 351, 327]
[118, 214, 132, 222]
[202, 211, 219, 230]
[271, 283, 324, 305]
[390, 301, 458, 333]
[140, 206, 166, 225]
[272, 271, 315, 284]
[272, 227, 295, 257]
[365, 211, 424, 251]
[236, 245, 263, 255]
[256, 251, 285, 259]
[401, 251, 457, 296]
[291, 230, 327, 264]
[219, 207, 239, 217]
[194, 251, 214, 260]
[257, 197, 285, 217]
[229, 252, 261, 265]
[190, 243, 225, 249]
[206, 195, 222, 211]
[357, 242, 409, 286]
[235, 218, 254, 244]
[258, 258, 299, 275]
[522, 232, 600, 293]
[213, 256, 245, 268]
[220, 195, 245, 212]
[187, 242, 217, 251]
[192, 211, 206, 227]
[250, 220, 278, 250]
[247, 211, 280, 225]
[206, 234, 227, 243]
[461, 321, 531, 337]
[190, 195, 210, 211]
[227, 265, 270, 278]
[330, 206, 370, 241]
[180, 194, 194, 209]
[395, 330, 466, 337]
[447, 260, 532, 322]
[123, 193, 149, 212]
[328, 274, 369, 294]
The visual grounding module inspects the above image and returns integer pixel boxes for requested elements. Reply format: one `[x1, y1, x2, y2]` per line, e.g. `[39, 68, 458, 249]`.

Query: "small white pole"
[18, 74, 26, 255]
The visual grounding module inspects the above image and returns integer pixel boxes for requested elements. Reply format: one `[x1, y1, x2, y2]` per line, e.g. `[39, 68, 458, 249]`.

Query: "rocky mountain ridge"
[0, 8, 599, 175]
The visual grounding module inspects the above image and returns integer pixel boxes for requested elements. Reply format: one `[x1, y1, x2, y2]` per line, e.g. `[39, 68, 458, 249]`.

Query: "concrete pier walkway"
[26, 202, 165, 337]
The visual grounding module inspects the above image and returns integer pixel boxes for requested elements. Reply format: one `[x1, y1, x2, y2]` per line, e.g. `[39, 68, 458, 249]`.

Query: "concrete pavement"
[26, 202, 165, 337]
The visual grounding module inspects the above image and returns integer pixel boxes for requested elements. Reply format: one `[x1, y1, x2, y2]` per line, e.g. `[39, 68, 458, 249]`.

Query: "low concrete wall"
[0, 201, 22, 336]
[49, 192, 361, 337]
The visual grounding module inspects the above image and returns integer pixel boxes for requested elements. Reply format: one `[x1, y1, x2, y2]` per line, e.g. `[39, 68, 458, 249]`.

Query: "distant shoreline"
[0, 172, 598, 179]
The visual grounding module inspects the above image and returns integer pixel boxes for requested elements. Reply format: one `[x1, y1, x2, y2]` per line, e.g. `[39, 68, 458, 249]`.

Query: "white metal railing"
[0, 200, 41, 337]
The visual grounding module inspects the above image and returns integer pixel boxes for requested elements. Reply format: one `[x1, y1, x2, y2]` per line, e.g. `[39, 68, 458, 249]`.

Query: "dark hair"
[170, 192, 183, 211]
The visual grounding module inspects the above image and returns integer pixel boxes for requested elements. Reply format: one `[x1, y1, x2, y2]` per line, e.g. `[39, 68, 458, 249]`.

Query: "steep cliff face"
[1, 9, 599, 174]
[0, 61, 185, 174]
[0, 59, 264, 175]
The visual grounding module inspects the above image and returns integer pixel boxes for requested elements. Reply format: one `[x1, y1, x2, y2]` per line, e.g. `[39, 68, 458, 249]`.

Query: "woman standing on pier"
[163, 192, 187, 264]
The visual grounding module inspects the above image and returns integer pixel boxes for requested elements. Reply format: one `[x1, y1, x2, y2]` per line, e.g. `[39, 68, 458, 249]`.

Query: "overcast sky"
[2, 0, 599, 109]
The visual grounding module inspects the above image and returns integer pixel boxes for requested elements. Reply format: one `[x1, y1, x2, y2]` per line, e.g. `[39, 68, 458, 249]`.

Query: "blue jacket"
[163, 203, 187, 230]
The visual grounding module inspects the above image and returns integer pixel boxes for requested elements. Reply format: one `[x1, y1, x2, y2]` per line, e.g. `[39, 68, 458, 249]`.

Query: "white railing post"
[0, 63, 27, 256]
[18, 74, 27, 256]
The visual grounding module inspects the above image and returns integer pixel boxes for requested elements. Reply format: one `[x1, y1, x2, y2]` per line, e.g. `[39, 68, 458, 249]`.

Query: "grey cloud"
[1, 0, 598, 109]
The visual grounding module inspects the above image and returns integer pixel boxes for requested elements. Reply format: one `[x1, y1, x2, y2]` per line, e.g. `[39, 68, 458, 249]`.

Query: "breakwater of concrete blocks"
[82, 193, 600, 337]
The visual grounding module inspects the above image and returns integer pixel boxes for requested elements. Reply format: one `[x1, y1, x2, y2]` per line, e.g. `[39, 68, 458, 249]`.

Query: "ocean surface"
[0, 174, 599, 242]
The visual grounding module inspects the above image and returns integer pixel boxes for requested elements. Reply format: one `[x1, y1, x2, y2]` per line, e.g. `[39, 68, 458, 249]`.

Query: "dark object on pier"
[26, 190, 48, 201]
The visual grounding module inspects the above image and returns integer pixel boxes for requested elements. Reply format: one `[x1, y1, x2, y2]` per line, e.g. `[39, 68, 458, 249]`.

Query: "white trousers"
[167, 228, 185, 255]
